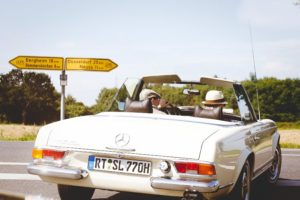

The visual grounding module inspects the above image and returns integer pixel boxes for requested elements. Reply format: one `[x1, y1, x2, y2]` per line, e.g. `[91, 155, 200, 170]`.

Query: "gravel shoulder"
[279, 129, 300, 144]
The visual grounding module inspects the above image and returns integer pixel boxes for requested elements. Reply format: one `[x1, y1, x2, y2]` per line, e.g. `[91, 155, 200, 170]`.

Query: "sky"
[1, 0, 300, 106]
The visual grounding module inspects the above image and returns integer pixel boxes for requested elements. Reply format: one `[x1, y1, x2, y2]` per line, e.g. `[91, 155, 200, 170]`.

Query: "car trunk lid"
[46, 112, 225, 159]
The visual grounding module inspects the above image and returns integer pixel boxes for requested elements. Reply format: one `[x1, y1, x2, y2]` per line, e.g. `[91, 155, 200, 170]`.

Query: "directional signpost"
[9, 56, 64, 70]
[66, 58, 117, 71]
[9, 56, 118, 120]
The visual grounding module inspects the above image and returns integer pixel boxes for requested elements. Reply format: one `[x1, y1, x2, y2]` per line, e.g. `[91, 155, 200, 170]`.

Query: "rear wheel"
[229, 160, 252, 200]
[265, 145, 282, 184]
[57, 184, 95, 200]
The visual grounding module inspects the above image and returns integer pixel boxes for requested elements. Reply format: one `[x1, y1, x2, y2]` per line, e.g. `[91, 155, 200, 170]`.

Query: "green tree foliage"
[92, 87, 118, 113]
[0, 69, 60, 124]
[65, 95, 92, 118]
[0, 70, 24, 123]
[243, 77, 300, 122]
[22, 72, 60, 124]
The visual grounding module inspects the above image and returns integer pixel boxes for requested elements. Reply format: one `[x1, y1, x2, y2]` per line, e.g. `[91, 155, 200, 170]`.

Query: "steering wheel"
[161, 103, 181, 115]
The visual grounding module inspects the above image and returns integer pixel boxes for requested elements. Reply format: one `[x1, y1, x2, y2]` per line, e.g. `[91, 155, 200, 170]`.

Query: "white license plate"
[88, 156, 152, 176]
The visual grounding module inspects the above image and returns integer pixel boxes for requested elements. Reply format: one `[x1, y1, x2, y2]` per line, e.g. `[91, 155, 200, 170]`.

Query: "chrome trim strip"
[27, 164, 88, 180]
[151, 177, 219, 193]
[105, 146, 136, 152]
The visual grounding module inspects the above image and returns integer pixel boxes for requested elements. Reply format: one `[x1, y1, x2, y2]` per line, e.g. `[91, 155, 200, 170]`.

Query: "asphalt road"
[0, 141, 300, 200]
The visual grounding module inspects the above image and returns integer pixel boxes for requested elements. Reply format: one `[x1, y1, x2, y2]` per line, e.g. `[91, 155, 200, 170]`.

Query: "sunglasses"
[151, 96, 160, 100]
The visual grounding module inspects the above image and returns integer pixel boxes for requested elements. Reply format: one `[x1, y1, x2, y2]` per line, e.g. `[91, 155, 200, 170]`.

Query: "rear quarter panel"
[199, 125, 252, 195]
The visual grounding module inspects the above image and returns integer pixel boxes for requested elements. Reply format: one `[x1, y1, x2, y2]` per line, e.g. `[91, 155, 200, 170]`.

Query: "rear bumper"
[27, 164, 88, 180]
[28, 164, 219, 193]
[151, 177, 219, 193]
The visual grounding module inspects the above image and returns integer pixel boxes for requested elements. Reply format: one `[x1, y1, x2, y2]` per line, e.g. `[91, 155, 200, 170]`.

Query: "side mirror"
[183, 89, 200, 95]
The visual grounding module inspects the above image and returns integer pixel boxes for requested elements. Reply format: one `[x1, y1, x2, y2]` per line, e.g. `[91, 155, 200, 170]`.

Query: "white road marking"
[0, 173, 41, 181]
[0, 162, 29, 166]
[282, 154, 300, 157]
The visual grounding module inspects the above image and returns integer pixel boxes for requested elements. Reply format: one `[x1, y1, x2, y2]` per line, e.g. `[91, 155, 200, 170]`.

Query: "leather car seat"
[125, 98, 153, 113]
[193, 105, 223, 120]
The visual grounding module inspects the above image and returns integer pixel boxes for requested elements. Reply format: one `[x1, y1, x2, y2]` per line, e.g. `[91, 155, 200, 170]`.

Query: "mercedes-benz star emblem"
[115, 133, 130, 147]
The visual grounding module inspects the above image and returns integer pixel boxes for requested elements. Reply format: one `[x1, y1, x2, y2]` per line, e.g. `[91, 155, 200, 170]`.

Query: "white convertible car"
[28, 75, 281, 200]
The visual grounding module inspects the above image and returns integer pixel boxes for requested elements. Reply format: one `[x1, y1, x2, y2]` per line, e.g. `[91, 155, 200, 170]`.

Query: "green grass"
[0, 133, 37, 141]
[277, 121, 300, 130]
[280, 143, 300, 149]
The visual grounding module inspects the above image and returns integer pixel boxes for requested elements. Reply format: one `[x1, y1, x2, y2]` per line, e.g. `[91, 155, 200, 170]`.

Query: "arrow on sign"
[66, 58, 118, 72]
[9, 56, 64, 70]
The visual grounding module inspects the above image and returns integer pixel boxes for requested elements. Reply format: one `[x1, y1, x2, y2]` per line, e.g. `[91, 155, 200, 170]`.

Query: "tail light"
[174, 162, 216, 176]
[32, 148, 65, 160]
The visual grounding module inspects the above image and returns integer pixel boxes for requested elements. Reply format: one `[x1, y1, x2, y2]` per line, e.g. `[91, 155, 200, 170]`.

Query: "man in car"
[139, 89, 166, 114]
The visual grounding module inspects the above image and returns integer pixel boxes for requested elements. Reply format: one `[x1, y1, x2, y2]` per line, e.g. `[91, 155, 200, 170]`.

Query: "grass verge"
[0, 133, 37, 141]
[277, 121, 300, 130]
[280, 143, 300, 149]
[0, 124, 39, 141]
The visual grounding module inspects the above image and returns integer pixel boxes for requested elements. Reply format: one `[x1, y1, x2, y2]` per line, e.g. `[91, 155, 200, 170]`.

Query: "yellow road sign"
[9, 56, 64, 70]
[66, 58, 118, 72]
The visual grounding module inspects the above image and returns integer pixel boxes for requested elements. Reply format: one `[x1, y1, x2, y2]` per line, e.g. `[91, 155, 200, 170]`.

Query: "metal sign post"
[60, 67, 67, 120]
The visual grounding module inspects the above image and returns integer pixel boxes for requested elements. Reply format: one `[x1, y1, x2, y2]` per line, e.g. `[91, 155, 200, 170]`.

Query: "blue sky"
[1, 0, 300, 106]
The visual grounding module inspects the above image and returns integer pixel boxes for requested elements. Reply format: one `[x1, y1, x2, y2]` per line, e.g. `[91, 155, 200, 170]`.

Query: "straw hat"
[202, 90, 227, 105]
[139, 89, 161, 101]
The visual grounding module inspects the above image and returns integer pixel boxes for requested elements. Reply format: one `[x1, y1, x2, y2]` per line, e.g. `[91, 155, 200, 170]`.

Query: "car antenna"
[248, 22, 261, 120]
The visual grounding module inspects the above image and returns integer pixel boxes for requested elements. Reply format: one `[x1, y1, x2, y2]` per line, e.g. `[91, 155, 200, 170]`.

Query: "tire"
[57, 184, 95, 200]
[265, 144, 282, 184]
[229, 160, 252, 200]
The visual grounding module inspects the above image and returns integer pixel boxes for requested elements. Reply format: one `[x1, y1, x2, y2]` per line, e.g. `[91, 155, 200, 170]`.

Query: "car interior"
[109, 75, 249, 122]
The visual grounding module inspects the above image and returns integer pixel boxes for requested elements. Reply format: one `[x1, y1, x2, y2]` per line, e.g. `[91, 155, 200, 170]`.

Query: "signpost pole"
[60, 61, 67, 120]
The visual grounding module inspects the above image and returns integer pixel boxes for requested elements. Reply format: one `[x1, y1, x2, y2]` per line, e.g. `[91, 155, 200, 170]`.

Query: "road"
[0, 141, 300, 200]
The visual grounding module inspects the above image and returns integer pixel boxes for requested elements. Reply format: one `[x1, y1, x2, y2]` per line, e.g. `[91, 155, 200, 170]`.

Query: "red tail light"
[43, 150, 65, 160]
[175, 162, 216, 175]
[32, 148, 65, 160]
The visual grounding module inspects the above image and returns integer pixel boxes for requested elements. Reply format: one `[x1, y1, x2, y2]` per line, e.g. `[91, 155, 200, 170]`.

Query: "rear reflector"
[175, 162, 216, 175]
[32, 148, 65, 160]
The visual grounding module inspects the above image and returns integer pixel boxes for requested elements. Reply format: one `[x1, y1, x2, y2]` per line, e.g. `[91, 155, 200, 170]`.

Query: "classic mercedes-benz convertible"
[28, 75, 281, 200]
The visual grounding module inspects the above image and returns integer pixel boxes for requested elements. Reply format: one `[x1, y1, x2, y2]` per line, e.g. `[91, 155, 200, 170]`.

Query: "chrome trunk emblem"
[115, 133, 130, 147]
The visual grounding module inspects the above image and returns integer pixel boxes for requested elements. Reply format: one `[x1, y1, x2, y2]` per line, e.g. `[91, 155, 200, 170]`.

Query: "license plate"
[88, 156, 152, 176]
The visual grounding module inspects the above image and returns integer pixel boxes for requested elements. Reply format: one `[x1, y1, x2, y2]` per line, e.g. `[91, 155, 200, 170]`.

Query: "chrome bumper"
[27, 164, 88, 180]
[151, 177, 219, 193]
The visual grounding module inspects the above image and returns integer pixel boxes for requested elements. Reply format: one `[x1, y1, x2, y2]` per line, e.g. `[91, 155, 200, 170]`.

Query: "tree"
[0, 69, 60, 124]
[22, 72, 60, 124]
[92, 87, 118, 113]
[65, 95, 92, 118]
[243, 77, 300, 122]
[0, 70, 25, 123]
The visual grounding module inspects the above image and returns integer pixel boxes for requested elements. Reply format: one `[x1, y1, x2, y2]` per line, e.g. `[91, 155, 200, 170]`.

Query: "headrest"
[125, 98, 153, 113]
[193, 106, 222, 120]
